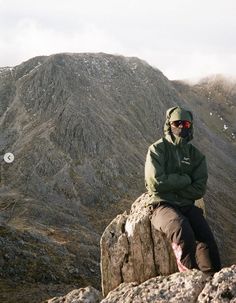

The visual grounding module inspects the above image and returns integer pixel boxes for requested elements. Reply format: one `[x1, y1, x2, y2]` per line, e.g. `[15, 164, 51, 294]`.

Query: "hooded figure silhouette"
[145, 106, 221, 273]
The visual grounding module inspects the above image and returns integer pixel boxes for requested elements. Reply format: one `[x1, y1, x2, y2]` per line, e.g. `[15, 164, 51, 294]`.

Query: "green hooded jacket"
[145, 106, 208, 207]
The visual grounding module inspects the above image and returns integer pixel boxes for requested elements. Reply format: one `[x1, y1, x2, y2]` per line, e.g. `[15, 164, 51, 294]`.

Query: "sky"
[0, 0, 236, 80]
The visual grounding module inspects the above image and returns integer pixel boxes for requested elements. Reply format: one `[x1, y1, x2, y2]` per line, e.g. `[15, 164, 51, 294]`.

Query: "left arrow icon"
[3, 152, 14, 163]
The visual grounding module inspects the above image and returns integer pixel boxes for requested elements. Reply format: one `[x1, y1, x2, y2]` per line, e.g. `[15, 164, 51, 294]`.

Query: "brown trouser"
[151, 202, 221, 273]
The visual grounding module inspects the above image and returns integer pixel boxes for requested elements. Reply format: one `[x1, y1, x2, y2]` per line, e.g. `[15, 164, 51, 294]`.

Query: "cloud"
[1, 0, 236, 80]
[135, 48, 236, 81]
[0, 18, 125, 66]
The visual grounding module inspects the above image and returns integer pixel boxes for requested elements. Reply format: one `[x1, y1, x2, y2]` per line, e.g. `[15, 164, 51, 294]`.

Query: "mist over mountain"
[0, 53, 235, 303]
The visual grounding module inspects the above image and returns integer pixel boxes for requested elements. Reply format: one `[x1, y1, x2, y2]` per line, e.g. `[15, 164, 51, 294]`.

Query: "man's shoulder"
[149, 138, 166, 152]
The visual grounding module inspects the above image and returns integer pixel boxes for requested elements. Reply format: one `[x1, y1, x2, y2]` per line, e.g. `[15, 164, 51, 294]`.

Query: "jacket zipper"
[176, 148, 181, 169]
[175, 147, 182, 201]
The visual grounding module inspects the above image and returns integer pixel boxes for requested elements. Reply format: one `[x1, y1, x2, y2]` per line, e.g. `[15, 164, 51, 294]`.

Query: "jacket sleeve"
[145, 144, 192, 194]
[177, 155, 208, 200]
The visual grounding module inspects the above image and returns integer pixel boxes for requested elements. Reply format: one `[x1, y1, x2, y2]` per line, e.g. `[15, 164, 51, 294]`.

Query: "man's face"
[170, 120, 191, 138]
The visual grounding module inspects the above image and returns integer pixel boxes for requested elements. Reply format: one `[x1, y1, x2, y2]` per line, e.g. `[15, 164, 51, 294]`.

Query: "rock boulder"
[44, 265, 236, 303]
[101, 269, 207, 303]
[198, 264, 236, 302]
[100, 193, 178, 297]
[101, 265, 236, 303]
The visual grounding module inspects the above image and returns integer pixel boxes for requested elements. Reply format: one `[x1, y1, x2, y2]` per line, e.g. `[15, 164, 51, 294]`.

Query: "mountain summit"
[0, 53, 235, 302]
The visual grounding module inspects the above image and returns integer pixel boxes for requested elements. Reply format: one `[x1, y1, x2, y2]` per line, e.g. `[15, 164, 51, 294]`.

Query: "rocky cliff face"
[0, 53, 235, 302]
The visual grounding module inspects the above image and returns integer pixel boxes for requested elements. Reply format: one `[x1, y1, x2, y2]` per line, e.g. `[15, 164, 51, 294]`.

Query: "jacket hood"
[164, 106, 194, 144]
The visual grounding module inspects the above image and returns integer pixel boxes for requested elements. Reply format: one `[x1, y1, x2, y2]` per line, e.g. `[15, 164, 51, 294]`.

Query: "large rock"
[198, 264, 236, 302]
[101, 266, 236, 303]
[101, 269, 208, 303]
[43, 266, 236, 303]
[100, 193, 178, 297]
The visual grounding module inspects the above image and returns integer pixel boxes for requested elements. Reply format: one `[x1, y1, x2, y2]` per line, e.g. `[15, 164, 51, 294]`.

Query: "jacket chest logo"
[181, 157, 191, 165]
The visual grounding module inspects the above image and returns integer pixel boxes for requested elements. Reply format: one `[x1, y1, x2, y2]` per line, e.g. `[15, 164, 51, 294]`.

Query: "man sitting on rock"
[145, 106, 221, 273]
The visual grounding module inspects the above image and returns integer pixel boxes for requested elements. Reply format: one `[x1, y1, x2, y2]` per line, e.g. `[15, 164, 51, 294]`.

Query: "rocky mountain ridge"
[0, 53, 235, 302]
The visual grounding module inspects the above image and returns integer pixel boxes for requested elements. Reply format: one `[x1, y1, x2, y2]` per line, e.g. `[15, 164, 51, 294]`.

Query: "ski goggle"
[170, 120, 192, 129]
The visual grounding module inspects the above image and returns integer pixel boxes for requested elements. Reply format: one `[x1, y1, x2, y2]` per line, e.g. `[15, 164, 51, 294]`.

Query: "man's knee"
[166, 217, 196, 246]
[151, 206, 195, 244]
[151, 204, 183, 232]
